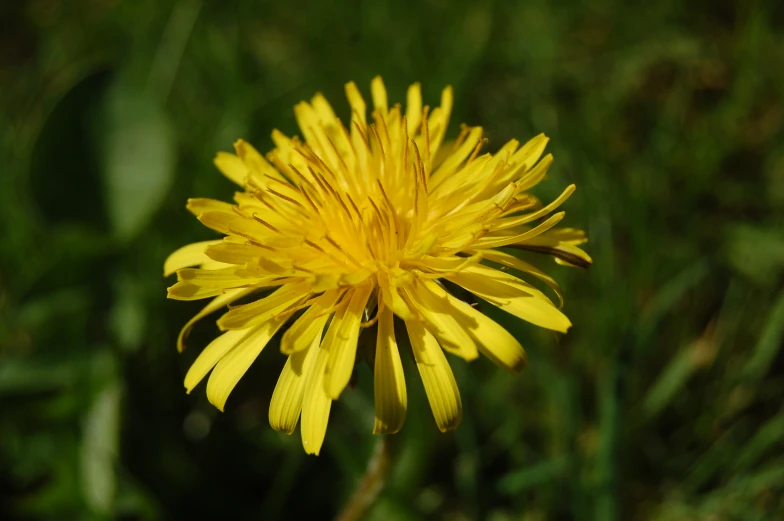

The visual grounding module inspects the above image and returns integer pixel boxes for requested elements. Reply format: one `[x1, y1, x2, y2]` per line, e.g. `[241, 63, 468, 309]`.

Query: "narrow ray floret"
[164, 77, 591, 455]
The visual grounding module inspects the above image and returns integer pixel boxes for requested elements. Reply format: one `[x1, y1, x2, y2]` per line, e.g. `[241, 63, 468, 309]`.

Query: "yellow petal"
[472, 211, 565, 250]
[206, 315, 288, 411]
[311, 93, 338, 126]
[518, 228, 593, 268]
[323, 284, 373, 399]
[531, 227, 588, 245]
[435, 288, 527, 374]
[514, 153, 554, 192]
[204, 240, 265, 265]
[426, 86, 454, 160]
[378, 269, 413, 320]
[405, 82, 422, 135]
[440, 85, 454, 123]
[270, 129, 305, 172]
[404, 280, 478, 361]
[301, 335, 331, 455]
[280, 290, 341, 357]
[217, 282, 310, 330]
[404, 232, 438, 259]
[512, 133, 549, 172]
[199, 259, 232, 271]
[268, 343, 318, 434]
[234, 139, 285, 183]
[447, 264, 571, 332]
[167, 282, 224, 301]
[344, 81, 367, 128]
[492, 184, 575, 231]
[370, 76, 388, 116]
[413, 254, 483, 273]
[295, 101, 333, 165]
[431, 126, 484, 186]
[405, 318, 462, 432]
[197, 210, 238, 235]
[186, 198, 234, 217]
[477, 249, 563, 307]
[176, 287, 257, 352]
[373, 307, 407, 434]
[175, 266, 254, 289]
[164, 241, 221, 276]
[554, 249, 592, 268]
[184, 328, 253, 392]
[214, 152, 248, 186]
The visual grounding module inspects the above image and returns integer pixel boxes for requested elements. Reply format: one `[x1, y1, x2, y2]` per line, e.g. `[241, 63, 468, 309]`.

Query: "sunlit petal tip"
[167, 282, 222, 301]
[232, 138, 254, 158]
[214, 151, 248, 186]
[442, 85, 454, 101]
[163, 240, 218, 276]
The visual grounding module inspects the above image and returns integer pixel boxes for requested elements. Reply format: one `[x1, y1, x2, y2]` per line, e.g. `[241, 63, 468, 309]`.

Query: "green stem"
[335, 436, 392, 521]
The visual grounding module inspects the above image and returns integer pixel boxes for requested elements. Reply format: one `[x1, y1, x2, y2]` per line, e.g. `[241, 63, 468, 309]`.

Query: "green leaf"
[80, 380, 122, 515]
[109, 273, 147, 353]
[100, 82, 175, 241]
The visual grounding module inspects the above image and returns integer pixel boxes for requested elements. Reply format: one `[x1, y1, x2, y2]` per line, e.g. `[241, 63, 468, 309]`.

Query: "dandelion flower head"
[165, 77, 591, 455]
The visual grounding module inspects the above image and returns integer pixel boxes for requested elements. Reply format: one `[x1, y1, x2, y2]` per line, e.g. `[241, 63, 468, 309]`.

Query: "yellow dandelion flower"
[164, 77, 591, 455]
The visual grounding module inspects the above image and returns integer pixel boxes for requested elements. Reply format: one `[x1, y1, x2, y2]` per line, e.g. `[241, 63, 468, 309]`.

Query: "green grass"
[1, 0, 783, 519]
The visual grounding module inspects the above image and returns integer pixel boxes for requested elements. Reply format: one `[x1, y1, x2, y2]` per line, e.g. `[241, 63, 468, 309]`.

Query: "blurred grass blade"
[741, 287, 784, 381]
[100, 82, 175, 241]
[595, 361, 620, 521]
[0, 358, 76, 393]
[641, 324, 716, 421]
[147, 0, 202, 102]
[684, 421, 743, 492]
[641, 349, 695, 419]
[636, 260, 710, 354]
[80, 379, 122, 515]
[733, 408, 784, 472]
[497, 455, 570, 494]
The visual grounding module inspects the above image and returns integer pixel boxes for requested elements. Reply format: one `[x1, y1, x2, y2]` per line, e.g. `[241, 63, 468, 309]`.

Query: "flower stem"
[335, 436, 392, 521]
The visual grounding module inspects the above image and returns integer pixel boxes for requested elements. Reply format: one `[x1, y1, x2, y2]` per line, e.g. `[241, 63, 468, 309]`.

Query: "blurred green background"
[2, 0, 783, 519]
